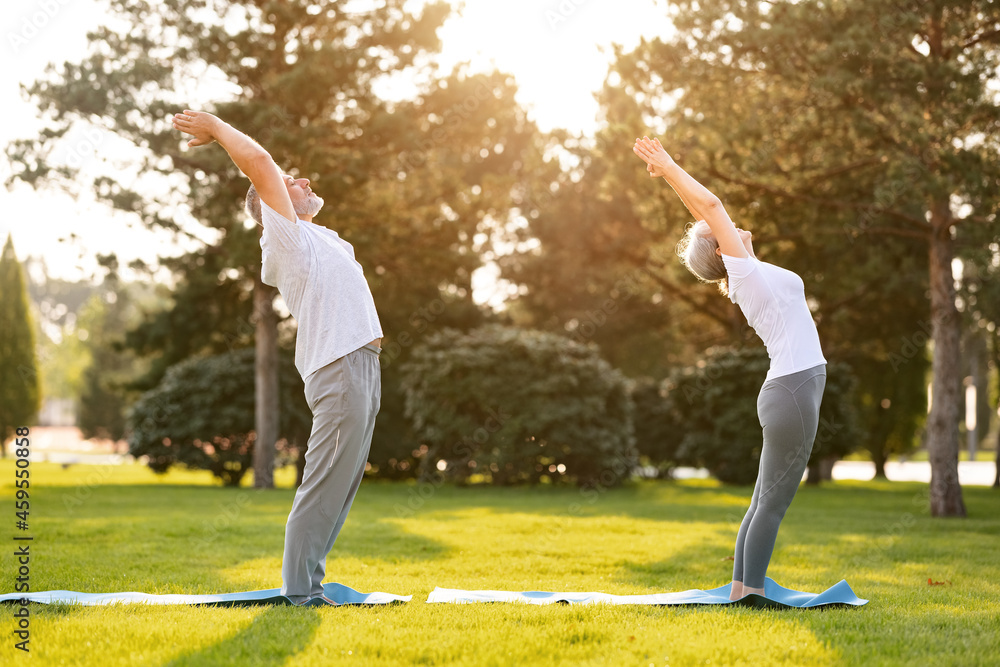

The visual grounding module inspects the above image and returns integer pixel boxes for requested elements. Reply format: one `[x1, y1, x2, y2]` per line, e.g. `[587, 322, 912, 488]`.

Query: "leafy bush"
[127, 348, 310, 486]
[660, 347, 860, 485]
[365, 367, 422, 480]
[631, 376, 682, 475]
[400, 325, 635, 486]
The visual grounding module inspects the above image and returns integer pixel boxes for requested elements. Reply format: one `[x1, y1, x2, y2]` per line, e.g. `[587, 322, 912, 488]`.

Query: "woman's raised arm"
[632, 136, 747, 258]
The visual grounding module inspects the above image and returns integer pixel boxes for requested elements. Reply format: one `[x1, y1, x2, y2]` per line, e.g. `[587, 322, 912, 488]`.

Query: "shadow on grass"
[609, 482, 938, 593]
[615, 535, 738, 592]
[22, 483, 448, 595]
[161, 605, 320, 667]
[363, 479, 755, 525]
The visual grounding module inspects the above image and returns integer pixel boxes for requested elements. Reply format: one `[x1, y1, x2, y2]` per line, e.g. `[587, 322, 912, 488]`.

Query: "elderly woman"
[632, 136, 827, 601]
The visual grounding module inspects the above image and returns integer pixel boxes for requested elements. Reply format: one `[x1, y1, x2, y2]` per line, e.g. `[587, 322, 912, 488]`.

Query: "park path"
[21, 427, 999, 487]
[829, 460, 995, 486]
[630, 461, 996, 487]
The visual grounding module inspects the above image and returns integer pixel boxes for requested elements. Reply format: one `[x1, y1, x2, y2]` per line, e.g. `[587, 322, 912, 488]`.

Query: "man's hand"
[174, 110, 296, 223]
[633, 136, 674, 178]
[172, 110, 221, 148]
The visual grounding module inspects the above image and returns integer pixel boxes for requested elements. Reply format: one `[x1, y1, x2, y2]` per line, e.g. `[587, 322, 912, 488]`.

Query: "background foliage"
[5, 0, 999, 492]
[401, 325, 635, 486]
[127, 347, 310, 486]
[0, 236, 41, 456]
[655, 347, 861, 485]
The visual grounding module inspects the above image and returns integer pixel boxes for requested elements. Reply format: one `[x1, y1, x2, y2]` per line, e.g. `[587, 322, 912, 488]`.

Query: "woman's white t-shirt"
[259, 201, 383, 379]
[721, 254, 826, 382]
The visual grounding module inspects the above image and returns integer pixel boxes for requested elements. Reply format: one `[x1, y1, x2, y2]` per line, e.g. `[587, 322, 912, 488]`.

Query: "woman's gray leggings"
[732, 364, 826, 589]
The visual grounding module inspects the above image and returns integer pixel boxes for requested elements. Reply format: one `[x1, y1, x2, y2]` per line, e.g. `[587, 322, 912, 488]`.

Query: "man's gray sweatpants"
[281, 344, 381, 603]
[732, 363, 826, 589]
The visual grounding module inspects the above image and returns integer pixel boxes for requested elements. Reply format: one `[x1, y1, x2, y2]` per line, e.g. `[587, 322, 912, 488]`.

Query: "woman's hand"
[172, 110, 221, 148]
[633, 136, 674, 178]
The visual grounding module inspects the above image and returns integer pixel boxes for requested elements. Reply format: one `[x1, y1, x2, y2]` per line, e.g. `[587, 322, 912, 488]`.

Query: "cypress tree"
[0, 234, 41, 456]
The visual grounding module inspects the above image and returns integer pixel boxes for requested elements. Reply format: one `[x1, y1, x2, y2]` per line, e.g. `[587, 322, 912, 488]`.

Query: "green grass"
[1, 461, 998, 666]
[842, 447, 998, 463]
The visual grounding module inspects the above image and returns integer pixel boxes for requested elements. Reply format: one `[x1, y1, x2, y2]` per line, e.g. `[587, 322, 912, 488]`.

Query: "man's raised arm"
[172, 110, 296, 223]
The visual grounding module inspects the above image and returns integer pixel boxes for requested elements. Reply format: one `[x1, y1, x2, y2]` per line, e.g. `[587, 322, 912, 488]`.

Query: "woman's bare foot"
[729, 580, 744, 601]
[730, 581, 766, 600]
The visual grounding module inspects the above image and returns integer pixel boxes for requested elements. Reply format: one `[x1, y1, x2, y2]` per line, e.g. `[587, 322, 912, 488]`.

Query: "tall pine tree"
[0, 235, 41, 456]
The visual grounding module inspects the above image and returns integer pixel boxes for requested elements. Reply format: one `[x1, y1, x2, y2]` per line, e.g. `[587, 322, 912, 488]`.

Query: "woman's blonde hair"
[676, 220, 729, 296]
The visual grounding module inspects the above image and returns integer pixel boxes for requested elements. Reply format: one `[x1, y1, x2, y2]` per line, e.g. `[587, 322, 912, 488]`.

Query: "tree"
[859, 355, 928, 479]
[500, 15, 932, 493]
[602, 0, 1000, 516]
[499, 125, 738, 379]
[0, 235, 41, 456]
[8, 0, 546, 482]
[504, 45, 930, 493]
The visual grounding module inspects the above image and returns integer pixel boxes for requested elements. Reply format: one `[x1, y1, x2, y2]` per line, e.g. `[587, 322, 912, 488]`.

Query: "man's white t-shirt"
[259, 201, 383, 379]
[721, 254, 826, 382]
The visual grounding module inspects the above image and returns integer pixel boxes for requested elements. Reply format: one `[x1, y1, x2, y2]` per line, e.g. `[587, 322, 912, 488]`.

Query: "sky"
[0, 0, 673, 293]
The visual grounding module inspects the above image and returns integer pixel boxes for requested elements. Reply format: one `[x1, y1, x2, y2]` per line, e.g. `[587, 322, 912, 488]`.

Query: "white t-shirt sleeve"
[260, 200, 301, 251]
[259, 201, 303, 287]
[721, 254, 759, 304]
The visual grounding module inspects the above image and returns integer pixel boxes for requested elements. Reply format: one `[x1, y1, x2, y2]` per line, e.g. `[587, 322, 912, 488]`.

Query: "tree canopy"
[504, 0, 1000, 514]
[7, 0, 998, 503]
[8, 0, 550, 475]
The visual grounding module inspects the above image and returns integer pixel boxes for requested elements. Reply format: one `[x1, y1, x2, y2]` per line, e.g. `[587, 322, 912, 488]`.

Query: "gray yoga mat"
[0, 582, 410, 607]
[426, 578, 867, 609]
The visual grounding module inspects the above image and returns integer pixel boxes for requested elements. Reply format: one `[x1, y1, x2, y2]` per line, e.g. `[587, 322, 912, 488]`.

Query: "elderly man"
[173, 110, 383, 607]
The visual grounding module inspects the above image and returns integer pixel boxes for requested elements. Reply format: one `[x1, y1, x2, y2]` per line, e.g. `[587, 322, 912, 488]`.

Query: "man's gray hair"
[245, 184, 262, 225]
[676, 220, 729, 296]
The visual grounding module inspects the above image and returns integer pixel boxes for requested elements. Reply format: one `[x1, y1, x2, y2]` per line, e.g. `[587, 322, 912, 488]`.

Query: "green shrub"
[400, 325, 636, 486]
[661, 347, 861, 484]
[631, 376, 682, 475]
[127, 348, 310, 486]
[365, 369, 419, 480]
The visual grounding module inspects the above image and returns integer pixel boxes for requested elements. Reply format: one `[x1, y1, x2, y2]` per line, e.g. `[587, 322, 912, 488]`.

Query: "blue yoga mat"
[427, 578, 867, 609]
[0, 582, 410, 607]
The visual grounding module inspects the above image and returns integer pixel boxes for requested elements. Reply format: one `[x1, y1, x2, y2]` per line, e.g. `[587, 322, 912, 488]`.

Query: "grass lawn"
[1, 461, 998, 666]
[841, 447, 999, 463]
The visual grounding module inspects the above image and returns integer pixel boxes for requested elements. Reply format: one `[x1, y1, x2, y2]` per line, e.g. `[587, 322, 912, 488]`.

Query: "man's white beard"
[294, 194, 324, 218]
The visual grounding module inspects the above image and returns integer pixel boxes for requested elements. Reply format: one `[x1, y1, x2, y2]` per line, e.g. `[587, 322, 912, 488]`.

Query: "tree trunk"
[992, 330, 1000, 489]
[253, 274, 279, 489]
[296, 444, 307, 488]
[994, 431, 999, 489]
[805, 458, 836, 485]
[806, 463, 821, 485]
[926, 207, 966, 516]
[872, 452, 888, 479]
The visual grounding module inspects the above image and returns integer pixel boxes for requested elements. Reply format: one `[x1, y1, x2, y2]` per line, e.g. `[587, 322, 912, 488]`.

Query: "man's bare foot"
[299, 594, 340, 607]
